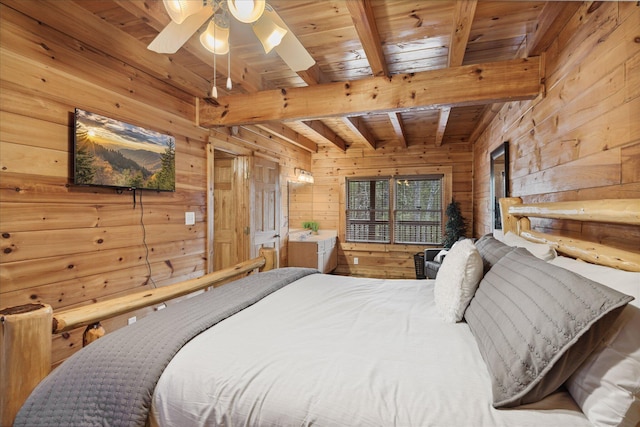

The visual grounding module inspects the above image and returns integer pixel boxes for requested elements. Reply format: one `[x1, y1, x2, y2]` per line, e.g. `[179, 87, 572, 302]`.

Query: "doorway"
[251, 157, 280, 261]
[212, 151, 280, 270]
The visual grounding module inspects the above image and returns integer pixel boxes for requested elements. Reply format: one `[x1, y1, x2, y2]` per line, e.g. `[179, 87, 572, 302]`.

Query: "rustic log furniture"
[1, 198, 639, 425]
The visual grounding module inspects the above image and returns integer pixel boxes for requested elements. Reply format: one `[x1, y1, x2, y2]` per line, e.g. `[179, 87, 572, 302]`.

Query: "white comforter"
[151, 274, 592, 426]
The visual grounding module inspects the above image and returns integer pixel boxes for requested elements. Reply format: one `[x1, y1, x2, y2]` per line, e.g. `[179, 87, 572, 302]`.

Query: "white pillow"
[550, 257, 640, 427]
[503, 231, 557, 261]
[434, 249, 448, 263]
[434, 239, 483, 323]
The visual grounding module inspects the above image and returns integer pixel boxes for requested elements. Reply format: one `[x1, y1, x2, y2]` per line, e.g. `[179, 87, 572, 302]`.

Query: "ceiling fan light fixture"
[163, 0, 206, 24]
[252, 17, 287, 54]
[227, 0, 265, 23]
[200, 18, 230, 55]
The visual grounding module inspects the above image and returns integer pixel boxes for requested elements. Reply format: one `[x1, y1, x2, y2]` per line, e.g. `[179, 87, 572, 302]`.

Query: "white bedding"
[151, 274, 592, 426]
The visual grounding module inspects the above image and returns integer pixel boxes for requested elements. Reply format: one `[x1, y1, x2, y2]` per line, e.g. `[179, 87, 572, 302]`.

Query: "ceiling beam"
[434, 108, 451, 147]
[346, 0, 388, 78]
[387, 113, 407, 148]
[342, 117, 376, 150]
[198, 57, 543, 126]
[296, 63, 328, 86]
[527, 1, 582, 56]
[254, 122, 317, 153]
[345, 0, 392, 149]
[437, 0, 478, 146]
[448, 0, 478, 67]
[298, 120, 348, 152]
[290, 62, 350, 151]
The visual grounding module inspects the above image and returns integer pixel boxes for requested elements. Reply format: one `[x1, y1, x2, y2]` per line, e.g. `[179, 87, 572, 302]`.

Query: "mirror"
[288, 179, 313, 233]
[490, 142, 509, 231]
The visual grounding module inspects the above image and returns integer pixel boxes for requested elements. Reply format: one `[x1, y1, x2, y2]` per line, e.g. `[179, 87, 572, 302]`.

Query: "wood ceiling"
[5, 0, 580, 152]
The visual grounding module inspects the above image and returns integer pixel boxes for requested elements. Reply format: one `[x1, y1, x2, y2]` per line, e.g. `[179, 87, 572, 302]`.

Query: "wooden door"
[213, 154, 250, 270]
[251, 157, 280, 263]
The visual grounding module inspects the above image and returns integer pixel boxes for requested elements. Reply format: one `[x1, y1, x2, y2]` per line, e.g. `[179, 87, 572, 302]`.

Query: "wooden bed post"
[0, 252, 277, 425]
[499, 197, 530, 235]
[0, 303, 52, 426]
[259, 247, 277, 271]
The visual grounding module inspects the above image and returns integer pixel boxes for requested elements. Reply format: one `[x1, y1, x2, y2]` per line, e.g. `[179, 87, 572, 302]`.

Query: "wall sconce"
[295, 168, 314, 184]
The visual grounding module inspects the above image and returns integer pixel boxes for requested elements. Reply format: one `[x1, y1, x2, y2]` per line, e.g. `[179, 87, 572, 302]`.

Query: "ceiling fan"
[148, 0, 315, 73]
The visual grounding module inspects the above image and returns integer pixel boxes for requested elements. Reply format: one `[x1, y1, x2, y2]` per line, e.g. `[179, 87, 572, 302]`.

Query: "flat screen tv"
[73, 108, 176, 192]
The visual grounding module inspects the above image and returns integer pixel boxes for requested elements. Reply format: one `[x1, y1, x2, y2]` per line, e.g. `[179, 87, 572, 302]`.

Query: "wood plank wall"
[473, 1, 639, 252]
[0, 3, 311, 366]
[306, 143, 473, 278]
[0, 2, 209, 365]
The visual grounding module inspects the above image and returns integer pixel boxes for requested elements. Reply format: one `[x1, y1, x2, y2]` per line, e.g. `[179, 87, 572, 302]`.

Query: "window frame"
[345, 176, 391, 243]
[345, 174, 447, 245]
[392, 175, 444, 245]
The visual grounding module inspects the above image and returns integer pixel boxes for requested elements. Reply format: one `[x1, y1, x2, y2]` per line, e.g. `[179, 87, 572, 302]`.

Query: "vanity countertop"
[288, 229, 337, 242]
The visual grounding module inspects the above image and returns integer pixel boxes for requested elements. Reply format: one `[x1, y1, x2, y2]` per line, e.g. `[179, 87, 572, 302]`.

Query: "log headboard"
[499, 197, 640, 272]
[2, 198, 640, 425]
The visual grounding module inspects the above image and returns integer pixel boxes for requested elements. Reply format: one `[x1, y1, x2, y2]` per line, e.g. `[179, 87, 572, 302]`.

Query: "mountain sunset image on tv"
[73, 109, 176, 191]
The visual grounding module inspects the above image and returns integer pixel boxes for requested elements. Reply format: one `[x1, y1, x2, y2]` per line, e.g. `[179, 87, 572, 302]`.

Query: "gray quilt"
[14, 267, 318, 427]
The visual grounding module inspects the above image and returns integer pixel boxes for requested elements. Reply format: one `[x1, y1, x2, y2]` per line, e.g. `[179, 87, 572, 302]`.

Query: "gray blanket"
[15, 267, 318, 427]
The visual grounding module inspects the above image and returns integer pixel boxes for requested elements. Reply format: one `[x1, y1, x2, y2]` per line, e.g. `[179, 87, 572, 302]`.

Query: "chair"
[424, 248, 446, 279]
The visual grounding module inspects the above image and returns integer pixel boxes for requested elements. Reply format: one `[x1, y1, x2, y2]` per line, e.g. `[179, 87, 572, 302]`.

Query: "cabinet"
[288, 232, 337, 273]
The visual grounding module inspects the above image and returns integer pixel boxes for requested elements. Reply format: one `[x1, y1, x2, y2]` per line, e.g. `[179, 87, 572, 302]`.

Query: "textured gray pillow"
[465, 248, 634, 408]
[474, 234, 514, 274]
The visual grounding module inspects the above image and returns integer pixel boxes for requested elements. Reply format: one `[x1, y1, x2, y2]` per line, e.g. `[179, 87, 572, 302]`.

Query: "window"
[346, 176, 443, 244]
[346, 178, 390, 243]
[394, 177, 442, 244]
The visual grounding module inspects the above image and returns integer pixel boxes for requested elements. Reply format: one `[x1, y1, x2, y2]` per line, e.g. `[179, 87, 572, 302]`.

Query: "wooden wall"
[0, 3, 311, 366]
[473, 1, 639, 252]
[304, 142, 473, 278]
[0, 2, 209, 365]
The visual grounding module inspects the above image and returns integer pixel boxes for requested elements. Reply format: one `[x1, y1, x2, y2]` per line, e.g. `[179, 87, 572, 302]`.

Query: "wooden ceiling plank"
[198, 57, 542, 126]
[387, 112, 407, 148]
[255, 122, 317, 153]
[527, 2, 582, 56]
[435, 107, 451, 147]
[342, 117, 376, 150]
[299, 120, 348, 152]
[345, 0, 389, 77]
[2, 0, 211, 97]
[468, 102, 504, 143]
[438, 0, 478, 145]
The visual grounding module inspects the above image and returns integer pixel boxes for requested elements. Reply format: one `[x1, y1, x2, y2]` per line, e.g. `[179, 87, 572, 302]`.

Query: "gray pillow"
[465, 248, 634, 408]
[474, 234, 514, 274]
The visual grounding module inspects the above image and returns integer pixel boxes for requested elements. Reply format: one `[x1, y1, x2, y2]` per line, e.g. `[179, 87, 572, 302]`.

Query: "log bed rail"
[0, 248, 276, 426]
[500, 197, 640, 272]
[2, 198, 640, 425]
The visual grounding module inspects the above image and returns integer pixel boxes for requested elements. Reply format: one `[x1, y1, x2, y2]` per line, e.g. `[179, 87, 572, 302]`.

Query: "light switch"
[185, 212, 196, 225]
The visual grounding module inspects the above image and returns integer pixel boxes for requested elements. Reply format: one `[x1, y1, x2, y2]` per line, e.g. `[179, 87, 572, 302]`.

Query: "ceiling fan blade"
[148, 7, 214, 54]
[263, 6, 315, 72]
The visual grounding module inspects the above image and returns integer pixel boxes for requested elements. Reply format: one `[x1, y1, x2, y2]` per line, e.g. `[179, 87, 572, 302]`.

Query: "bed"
[2, 197, 639, 427]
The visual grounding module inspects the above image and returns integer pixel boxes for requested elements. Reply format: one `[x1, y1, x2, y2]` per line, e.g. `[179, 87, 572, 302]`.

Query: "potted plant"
[302, 221, 319, 233]
[443, 200, 467, 248]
